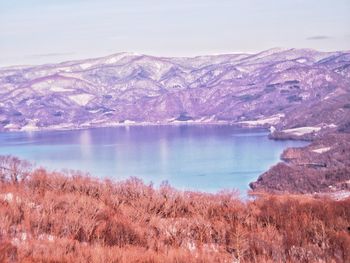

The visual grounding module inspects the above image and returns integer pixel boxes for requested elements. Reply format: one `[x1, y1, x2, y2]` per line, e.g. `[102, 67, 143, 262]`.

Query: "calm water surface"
[0, 126, 307, 193]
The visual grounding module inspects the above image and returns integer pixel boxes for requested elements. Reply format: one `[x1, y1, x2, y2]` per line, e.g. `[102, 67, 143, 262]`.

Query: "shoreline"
[0, 121, 270, 134]
[1, 121, 346, 198]
[251, 131, 350, 198]
[0, 123, 308, 196]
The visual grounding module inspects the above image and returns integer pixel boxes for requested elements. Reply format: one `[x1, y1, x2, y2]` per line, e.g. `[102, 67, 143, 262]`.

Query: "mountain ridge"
[1, 48, 350, 195]
[0, 48, 349, 134]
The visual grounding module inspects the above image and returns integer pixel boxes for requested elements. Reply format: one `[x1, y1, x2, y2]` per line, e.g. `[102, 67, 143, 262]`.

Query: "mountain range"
[1, 48, 350, 195]
[0, 48, 350, 134]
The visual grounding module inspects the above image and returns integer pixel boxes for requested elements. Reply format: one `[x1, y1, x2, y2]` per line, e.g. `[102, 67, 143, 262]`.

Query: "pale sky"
[1, 0, 349, 66]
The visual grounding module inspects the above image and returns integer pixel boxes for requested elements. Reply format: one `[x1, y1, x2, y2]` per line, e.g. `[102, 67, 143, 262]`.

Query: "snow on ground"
[104, 52, 138, 64]
[50, 86, 73, 92]
[238, 114, 284, 126]
[312, 147, 331, 154]
[1, 193, 15, 202]
[32, 81, 73, 93]
[69, 94, 94, 106]
[46, 123, 75, 130]
[296, 58, 307, 63]
[105, 57, 118, 64]
[123, 120, 136, 125]
[21, 121, 38, 132]
[282, 126, 321, 136]
[4, 123, 20, 130]
[79, 63, 93, 70]
[327, 190, 350, 201]
[31, 80, 52, 90]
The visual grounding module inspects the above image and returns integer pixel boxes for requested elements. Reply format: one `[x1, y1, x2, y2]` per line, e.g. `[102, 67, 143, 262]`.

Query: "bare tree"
[0, 155, 32, 184]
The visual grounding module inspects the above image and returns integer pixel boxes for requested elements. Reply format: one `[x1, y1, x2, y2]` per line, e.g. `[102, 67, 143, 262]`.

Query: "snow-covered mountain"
[0, 48, 349, 132]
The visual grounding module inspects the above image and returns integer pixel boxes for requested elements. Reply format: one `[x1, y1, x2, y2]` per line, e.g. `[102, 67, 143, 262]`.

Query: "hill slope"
[1, 48, 350, 195]
[1, 48, 349, 132]
[0, 161, 349, 262]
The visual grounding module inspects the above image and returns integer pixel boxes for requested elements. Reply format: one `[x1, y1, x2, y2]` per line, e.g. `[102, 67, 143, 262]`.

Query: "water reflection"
[79, 130, 92, 159]
[0, 126, 308, 193]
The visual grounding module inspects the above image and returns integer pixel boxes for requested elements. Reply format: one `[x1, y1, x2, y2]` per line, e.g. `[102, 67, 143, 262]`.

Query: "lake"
[0, 125, 307, 193]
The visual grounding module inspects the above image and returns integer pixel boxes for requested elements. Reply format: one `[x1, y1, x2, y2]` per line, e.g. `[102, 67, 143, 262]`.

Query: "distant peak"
[102, 52, 141, 64]
[109, 52, 141, 58]
[260, 47, 292, 55]
[267, 47, 291, 53]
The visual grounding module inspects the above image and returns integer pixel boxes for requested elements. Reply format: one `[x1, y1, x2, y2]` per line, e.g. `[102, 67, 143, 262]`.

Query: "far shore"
[0, 120, 271, 134]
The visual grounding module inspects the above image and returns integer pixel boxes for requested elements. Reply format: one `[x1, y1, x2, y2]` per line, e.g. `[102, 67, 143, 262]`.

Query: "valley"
[1, 48, 350, 196]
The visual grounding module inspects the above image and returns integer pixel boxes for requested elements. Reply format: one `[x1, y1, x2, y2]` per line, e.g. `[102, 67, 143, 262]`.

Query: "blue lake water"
[0, 126, 307, 193]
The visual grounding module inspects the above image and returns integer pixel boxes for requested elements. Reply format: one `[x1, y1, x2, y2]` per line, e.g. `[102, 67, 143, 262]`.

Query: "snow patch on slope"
[282, 126, 321, 136]
[50, 86, 73, 92]
[69, 94, 94, 106]
[312, 147, 331, 154]
[80, 63, 93, 70]
[21, 120, 39, 131]
[238, 114, 284, 126]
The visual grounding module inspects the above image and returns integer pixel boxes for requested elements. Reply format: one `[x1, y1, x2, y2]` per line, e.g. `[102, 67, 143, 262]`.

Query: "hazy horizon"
[1, 0, 350, 66]
[3, 47, 350, 68]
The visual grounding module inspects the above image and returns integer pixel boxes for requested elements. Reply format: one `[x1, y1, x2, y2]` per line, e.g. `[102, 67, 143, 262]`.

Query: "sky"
[1, 0, 350, 66]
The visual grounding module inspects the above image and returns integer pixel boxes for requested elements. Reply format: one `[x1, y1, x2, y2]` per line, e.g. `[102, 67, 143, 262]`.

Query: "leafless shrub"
[0, 156, 349, 262]
[0, 155, 32, 184]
